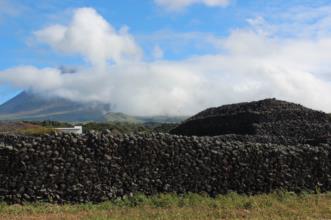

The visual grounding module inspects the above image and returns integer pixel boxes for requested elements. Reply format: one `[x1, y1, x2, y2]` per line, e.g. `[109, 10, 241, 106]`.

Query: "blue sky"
[1, 0, 331, 115]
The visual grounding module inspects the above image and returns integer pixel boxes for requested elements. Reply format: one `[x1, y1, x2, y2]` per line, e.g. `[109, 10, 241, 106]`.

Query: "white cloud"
[250, 5, 331, 39]
[153, 45, 164, 59]
[2, 7, 331, 115]
[34, 8, 142, 69]
[154, 0, 231, 11]
[137, 29, 221, 57]
[0, 0, 25, 24]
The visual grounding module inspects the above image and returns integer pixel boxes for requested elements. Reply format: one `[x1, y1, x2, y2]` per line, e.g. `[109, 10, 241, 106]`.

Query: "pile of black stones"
[170, 98, 331, 141]
[0, 98, 330, 203]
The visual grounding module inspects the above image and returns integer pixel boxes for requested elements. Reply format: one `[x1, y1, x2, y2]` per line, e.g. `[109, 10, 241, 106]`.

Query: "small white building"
[55, 126, 83, 135]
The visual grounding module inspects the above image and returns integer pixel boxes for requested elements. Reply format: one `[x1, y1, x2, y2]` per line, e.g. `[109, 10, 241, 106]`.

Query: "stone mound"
[0, 99, 330, 204]
[170, 98, 331, 141]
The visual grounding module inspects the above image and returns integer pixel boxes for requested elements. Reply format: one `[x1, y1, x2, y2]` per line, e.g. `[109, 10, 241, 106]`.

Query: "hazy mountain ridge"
[0, 92, 188, 123]
[0, 92, 109, 122]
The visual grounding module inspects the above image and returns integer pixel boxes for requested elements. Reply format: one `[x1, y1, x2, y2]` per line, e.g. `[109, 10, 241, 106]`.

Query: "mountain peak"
[0, 91, 109, 122]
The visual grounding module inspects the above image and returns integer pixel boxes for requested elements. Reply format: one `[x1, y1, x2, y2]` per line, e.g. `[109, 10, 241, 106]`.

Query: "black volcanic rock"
[0, 99, 330, 204]
[170, 99, 331, 141]
[0, 132, 330, 204]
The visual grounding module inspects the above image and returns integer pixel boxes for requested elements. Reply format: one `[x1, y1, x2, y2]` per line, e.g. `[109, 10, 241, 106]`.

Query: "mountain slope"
[0, 92, 109, 122]
[105, 113, 188, 124]
[0, 92, 188, 123]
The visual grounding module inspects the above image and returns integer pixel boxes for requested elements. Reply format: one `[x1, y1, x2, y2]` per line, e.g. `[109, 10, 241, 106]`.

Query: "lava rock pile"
[170, 99, 331, 143]
[0, 98, 330, 204]
[0, 131, 330, 204]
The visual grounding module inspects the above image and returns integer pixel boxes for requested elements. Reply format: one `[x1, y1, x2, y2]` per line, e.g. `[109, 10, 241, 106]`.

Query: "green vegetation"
[0, 192, 330, 220]
[20, 127, 55, 136]
[105, 112, 142, 123]
[25, 120, 179, 134]
[105, 112, 188, 124]
[144, 122, 178, 133]
[82, 122, 149, 134]
[0, 121, 55, 135]
[83, 121, 180, 134]
[135, 115, 188, 124]
[27, 120, 72, 128]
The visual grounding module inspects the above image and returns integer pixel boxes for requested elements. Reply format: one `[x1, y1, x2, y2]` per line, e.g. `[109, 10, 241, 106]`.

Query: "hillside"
[0, 121, 48, 134]
[105, 112, 188, 124]
[0, 92, 188, 123]
[0, 92, 109, 122]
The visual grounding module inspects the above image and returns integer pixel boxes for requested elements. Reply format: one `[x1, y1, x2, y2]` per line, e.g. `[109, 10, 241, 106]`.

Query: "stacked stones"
[170, 99, 331, 143]
[0, 98, 330, 204]
[0, 131, 330, 204]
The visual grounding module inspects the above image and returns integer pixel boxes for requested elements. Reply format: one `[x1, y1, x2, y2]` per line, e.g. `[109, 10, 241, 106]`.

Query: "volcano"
[0, 91, 110, 122]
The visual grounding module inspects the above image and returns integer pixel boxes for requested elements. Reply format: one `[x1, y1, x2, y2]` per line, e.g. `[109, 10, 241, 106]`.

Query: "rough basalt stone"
[0, 99, 330, 204]
[170, 99, 331, 144]
[0, 132, 330, 204]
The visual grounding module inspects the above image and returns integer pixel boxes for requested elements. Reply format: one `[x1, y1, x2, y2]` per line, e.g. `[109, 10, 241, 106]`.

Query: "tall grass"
[20, 127, 55, 135]
[0, 192, 330, 219]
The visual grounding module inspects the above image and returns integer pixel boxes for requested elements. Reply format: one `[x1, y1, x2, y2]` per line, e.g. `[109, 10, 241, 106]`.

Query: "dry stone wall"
[0, 132, 330, 204]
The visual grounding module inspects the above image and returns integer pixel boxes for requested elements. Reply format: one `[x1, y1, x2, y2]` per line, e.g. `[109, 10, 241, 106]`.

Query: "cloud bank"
[154, 0, 231, 11]
[34, 8, 142, 68]
[1, 7, 331, 115]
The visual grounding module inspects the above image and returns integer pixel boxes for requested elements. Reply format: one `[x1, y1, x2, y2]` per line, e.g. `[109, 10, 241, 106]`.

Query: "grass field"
[0, 191, 330, 220]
